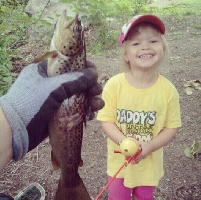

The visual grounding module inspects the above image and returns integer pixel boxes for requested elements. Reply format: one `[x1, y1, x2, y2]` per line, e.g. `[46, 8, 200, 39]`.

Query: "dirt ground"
[0, 13, 201, 200]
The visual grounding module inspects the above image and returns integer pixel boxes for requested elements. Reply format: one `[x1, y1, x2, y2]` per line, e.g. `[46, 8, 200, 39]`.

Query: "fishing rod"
[95, 148, 142, 200]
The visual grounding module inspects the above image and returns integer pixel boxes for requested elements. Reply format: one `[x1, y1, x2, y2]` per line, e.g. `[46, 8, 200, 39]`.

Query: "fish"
[35, 10, 91, 200]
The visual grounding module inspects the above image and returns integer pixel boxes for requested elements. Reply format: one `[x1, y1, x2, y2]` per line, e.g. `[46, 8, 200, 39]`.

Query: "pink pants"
[108, 176, 155, 200]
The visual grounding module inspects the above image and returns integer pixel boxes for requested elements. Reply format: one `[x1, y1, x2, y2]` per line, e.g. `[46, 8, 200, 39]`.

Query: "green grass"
[146, 0, 201, 16]
[180, 0, 200, 4]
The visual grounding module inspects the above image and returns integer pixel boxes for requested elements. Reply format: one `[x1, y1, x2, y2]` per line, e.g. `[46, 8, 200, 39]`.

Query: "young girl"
[97, 14, 181, 200]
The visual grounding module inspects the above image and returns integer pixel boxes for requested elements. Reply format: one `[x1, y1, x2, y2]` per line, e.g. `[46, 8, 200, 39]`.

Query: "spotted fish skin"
[48, 10, 91, 200]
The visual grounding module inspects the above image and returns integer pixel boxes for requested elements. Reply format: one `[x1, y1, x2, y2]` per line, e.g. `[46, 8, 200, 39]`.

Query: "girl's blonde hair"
[119, 22, 169, 71]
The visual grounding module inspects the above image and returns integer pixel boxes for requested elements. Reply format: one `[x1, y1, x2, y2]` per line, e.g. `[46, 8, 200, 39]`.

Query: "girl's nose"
[141, 42, 150, 50]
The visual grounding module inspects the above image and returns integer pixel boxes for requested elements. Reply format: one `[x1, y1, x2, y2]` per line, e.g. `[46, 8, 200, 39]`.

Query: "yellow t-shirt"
[97, 73, 181, 188]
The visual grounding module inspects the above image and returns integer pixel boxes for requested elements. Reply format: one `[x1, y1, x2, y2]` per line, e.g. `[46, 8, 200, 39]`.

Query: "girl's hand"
[134, 141, 153, 164]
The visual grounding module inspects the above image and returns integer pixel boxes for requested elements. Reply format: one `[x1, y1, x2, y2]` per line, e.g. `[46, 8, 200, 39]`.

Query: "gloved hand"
[84, 60, 104, 120]
[0, 61, 104, 161]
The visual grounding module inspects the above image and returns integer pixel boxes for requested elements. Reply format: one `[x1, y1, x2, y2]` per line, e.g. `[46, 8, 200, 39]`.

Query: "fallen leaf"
[185, 87, 193, 95]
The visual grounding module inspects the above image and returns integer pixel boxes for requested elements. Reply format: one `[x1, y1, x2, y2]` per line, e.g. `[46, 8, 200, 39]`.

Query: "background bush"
[0, 0, 51, 95]
[0, 1, 31, 95]
[0, 0, 149, 95]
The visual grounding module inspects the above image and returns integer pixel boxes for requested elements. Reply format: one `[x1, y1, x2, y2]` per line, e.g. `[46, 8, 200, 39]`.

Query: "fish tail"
[55, 177, 91, 200]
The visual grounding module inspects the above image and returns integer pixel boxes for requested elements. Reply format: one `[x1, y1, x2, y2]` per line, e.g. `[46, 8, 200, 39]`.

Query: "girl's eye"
[150, 40, 158, 43]
[132, 42, 139, 46]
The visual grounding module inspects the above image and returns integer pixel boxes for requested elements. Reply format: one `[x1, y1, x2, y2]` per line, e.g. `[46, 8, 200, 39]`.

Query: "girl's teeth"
[140, 54, 152, 58]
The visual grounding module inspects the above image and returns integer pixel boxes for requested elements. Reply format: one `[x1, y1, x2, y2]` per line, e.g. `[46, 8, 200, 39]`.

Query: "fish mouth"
[66, 23, 85, 56]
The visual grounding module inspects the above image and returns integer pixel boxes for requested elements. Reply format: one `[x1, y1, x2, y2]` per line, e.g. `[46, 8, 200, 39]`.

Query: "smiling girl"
[97, 14, 181, 200]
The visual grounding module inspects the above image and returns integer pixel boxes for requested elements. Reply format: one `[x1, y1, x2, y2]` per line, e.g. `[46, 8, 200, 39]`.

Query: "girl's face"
[124, 26, 164, 71]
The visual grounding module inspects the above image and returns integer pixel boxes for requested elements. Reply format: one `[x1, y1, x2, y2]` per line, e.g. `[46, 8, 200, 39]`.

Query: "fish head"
[47, 10, 86, 76]
[64, 15, 84, 57]
[51, 10, 85, 57]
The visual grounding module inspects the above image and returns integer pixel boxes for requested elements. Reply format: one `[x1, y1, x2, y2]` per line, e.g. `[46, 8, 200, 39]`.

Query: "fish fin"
[51, 150, 60, 170]
[33, 50, 58, 63]
[65, 115, 83, 130]
[58, 109, 83, 131]
[66, 14, 78, 29]
[55, 177, 91, 200]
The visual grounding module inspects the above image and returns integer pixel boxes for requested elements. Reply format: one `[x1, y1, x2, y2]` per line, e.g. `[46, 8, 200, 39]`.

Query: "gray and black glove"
[0, 61, 104, 161]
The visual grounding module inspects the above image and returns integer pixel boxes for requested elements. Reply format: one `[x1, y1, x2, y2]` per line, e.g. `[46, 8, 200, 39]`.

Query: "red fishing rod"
[95, 148, 142, 200]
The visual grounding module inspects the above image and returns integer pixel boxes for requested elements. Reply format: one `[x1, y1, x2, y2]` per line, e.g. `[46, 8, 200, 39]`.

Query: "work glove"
[0, 61, 104, 161]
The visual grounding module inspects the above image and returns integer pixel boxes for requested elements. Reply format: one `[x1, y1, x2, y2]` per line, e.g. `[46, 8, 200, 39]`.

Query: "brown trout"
[36, 10, 92, 200]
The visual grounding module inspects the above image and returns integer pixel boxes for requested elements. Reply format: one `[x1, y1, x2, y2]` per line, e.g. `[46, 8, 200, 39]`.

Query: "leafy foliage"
[0, 0, 51, 96]
[0, 47, 14, 96]
[1, 0, 29, 7]
[184, 141, 201, 159]
[0, 1, 31, 95]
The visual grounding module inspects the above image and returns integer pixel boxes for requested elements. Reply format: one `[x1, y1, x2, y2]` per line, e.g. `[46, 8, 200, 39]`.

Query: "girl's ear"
[124, 52, 129, 63]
